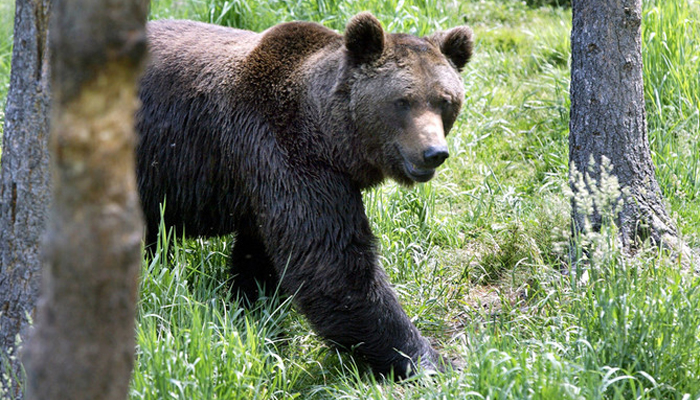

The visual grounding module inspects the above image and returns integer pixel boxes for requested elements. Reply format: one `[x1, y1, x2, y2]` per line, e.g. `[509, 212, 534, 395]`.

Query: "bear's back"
[144, 20, 261, 93]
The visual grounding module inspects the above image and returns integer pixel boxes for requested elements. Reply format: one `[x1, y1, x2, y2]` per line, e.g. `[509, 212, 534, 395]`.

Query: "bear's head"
[343, 13, 473, 186]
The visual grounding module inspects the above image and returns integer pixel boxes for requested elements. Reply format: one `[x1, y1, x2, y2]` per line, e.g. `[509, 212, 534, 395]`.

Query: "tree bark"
[0, 0, 51, 398]
[21, 0, 148, 399]
[569, 0, 681, 255]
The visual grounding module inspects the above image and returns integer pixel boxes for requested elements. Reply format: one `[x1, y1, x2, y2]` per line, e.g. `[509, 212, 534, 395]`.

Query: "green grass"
[0, 0, 14, 142]
[1, 0, 699, 398]
[150, 0, 465, 34]
[642, 0, 700, 243]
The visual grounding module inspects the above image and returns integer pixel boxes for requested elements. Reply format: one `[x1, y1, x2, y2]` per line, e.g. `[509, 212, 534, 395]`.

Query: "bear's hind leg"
[229, 223, 280, 306]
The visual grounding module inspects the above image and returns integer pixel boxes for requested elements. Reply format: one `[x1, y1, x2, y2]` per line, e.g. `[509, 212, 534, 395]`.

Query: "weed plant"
[0, 0, 699, 398]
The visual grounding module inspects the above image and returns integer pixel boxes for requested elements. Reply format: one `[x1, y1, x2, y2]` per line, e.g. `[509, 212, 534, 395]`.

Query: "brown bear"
[136, 12, 473, 377]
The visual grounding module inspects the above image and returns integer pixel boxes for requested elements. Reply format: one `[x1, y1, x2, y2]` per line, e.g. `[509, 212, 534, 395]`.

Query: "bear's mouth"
[402, 159, 436, 182]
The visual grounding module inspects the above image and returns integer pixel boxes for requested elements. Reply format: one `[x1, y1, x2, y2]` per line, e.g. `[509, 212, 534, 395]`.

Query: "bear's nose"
[423, 145, 449, 167]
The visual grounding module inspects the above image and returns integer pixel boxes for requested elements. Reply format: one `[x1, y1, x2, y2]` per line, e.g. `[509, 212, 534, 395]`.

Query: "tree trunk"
[569, 0, 681, 255]
[0, 0, 51, 398]
[21, 0, 148, 399]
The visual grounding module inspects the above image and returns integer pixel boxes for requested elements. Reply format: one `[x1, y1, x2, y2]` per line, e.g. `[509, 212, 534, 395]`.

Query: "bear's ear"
[345, 12, 385, 64]
[429, 26, 474, 72]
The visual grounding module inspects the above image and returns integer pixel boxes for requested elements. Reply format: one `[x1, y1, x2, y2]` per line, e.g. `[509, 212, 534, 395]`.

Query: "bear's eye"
[394, 98, 411, 111]
[439, 97, 452, 109]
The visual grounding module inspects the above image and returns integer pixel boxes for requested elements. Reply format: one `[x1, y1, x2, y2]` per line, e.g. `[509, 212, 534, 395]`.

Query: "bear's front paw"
[381, 345, 453, 380]
[416, 347, 454, 376]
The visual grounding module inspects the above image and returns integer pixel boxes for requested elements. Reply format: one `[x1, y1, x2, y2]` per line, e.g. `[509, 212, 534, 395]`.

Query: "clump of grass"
[187, 0, 466, 35]
[570, 252, 700, 398]
[525, 0, 570, 9]
[461, 0, 529, 26]
[132, 230, 317, 399]
[0, 0, 15, 142]
[643, 0, 700, 123]
[561, 159, 700, 399]
[148, 0, 204, 20]
[642, 0, 700, 244]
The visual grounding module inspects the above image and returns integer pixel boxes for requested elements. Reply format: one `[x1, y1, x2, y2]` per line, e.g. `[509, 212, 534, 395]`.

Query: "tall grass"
[642, 0, 700, 243]
[132, 235, 314, 399]
[0, 0, 15, 142]
[150, 0, 465, 34]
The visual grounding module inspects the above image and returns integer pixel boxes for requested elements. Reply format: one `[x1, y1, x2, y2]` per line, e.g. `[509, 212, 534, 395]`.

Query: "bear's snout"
[422, 145, 449, 168]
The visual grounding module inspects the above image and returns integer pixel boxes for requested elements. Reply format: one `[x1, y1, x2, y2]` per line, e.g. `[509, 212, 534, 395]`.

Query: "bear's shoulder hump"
[258, 21, 342, 55]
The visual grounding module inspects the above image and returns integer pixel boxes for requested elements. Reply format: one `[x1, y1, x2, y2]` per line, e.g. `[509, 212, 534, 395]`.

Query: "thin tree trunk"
[21, 0, 148, 399]
[0, 0, 51, 398]
[569, 0, 683, 256]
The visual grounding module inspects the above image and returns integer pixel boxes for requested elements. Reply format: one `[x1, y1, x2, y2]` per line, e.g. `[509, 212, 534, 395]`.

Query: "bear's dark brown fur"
[136, 13, 473, 377]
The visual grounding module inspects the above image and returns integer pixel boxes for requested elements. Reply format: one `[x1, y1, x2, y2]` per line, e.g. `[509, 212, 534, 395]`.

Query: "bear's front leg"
[296, 262, 446, 378]
[257, 173, 448, 378]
